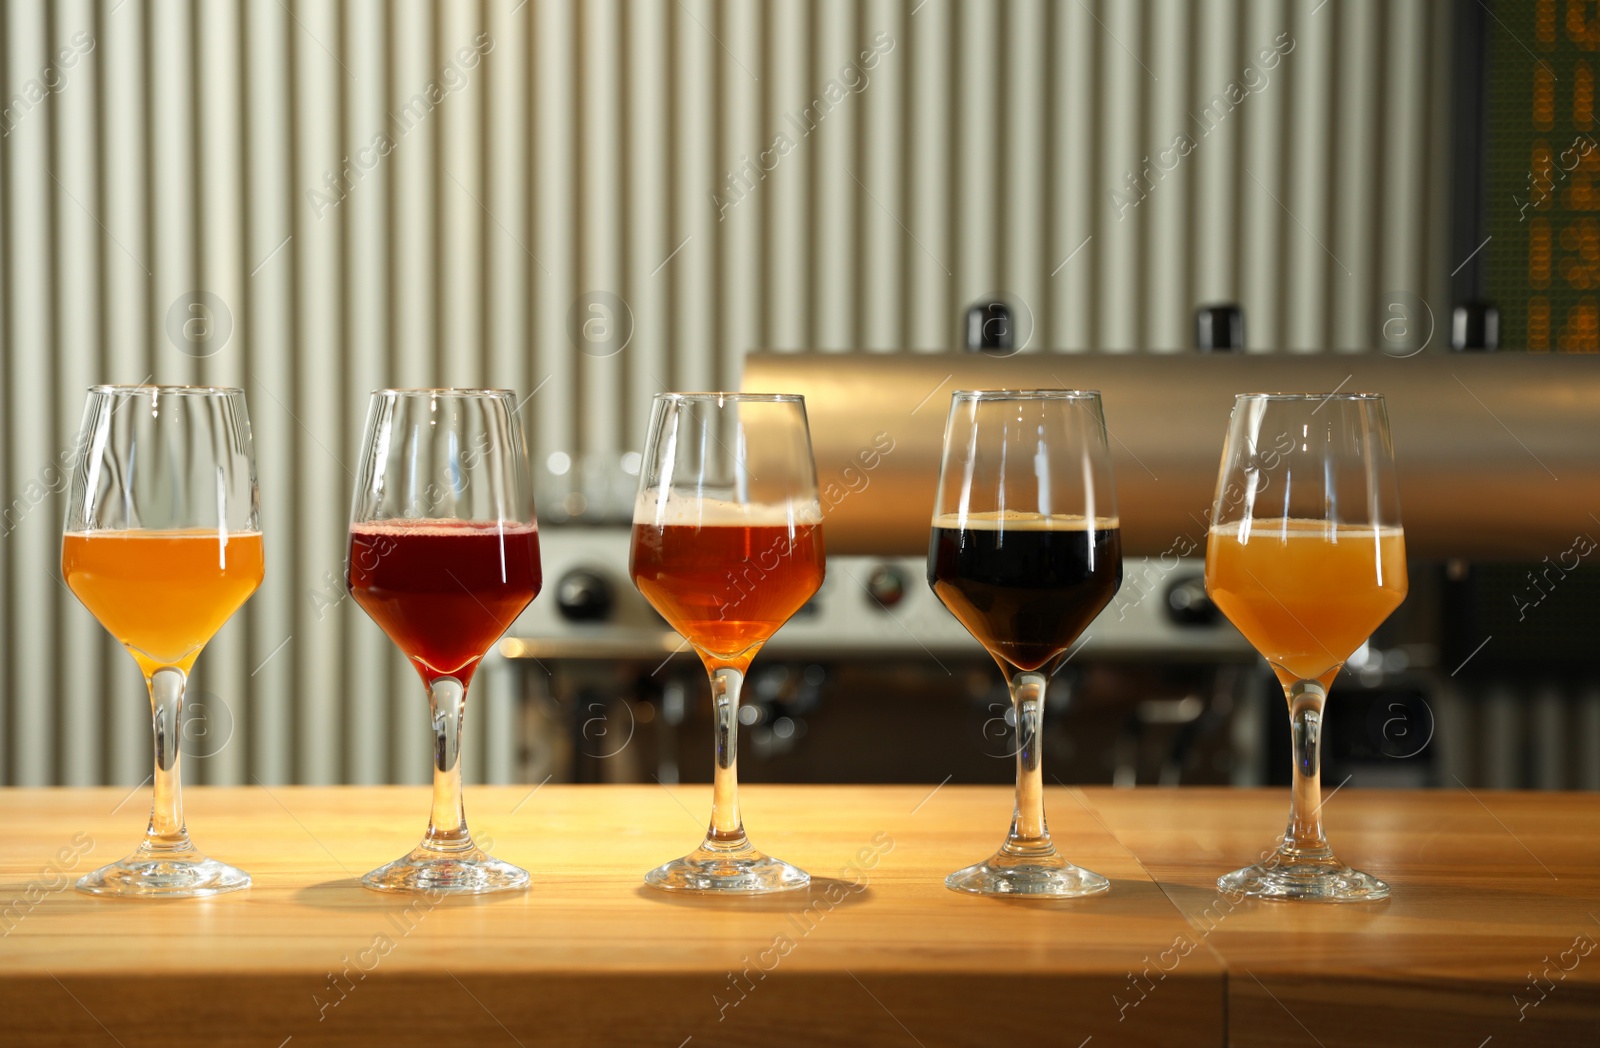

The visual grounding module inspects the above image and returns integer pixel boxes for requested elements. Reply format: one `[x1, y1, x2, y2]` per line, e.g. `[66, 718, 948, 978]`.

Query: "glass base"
[362, 843, 529, 895]
[77, 850, 251, 898]
[1218, 858, 1389, 901]
[945, 854, 1110, 897]
[645, 844, 810, 894]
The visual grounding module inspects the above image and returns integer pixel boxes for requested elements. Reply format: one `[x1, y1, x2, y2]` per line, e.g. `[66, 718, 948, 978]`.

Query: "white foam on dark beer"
[931, 510, 1119, 531]
[634, 493, 824, 527]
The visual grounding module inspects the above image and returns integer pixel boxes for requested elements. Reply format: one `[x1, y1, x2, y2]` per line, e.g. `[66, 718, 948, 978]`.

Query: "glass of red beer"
[630, 393, 825, 893]
[348, 389, 541, 894]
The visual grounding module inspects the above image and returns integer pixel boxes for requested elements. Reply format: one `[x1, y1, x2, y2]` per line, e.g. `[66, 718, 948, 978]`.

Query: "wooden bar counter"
[1, 785, 1596, 1047]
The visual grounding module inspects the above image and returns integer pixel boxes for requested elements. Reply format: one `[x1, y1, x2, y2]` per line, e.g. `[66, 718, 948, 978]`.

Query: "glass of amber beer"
[62, 386, 263, 896]
[1206, 394, 1408, 900]
[928, 390, 1122, 896]
[630, 393, 824, 893]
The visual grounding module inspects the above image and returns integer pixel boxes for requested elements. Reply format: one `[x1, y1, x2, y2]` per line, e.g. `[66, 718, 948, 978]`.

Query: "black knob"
[965, 300, 1014, 353]
[1165, 575, 1221, 626]
[556, 568, 614, 622]
[1194, 303, 1244, 352]
[1451, 300, 1500, 351]
[864, 565, 907, 609]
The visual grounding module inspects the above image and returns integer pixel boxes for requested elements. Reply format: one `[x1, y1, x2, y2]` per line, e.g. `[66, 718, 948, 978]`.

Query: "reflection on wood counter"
[2, 785, 1596, 1047]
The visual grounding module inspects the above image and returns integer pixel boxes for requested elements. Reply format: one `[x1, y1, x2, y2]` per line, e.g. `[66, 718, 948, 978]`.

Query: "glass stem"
[144, 667, 193, 853]
[1280, 678, 1333, 862]
[424, 676, 471, 851]
[706, 665, 748, 846]
[1003, 671, 1055, 858]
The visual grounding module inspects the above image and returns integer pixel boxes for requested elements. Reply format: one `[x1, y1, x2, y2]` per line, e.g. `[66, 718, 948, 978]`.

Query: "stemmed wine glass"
[347, 389, 541, 894]
[629, 393, 825, 893]
[63, 386, 263, 897]
[1205, 393, 1408, 900]
[927, 390, 1122, 896]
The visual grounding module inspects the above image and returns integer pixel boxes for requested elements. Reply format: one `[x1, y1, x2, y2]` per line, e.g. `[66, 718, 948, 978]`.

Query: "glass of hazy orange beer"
[62, 386, 263, 897]
[1205, 393, 1408, 900]
[629, 393, 825, 893]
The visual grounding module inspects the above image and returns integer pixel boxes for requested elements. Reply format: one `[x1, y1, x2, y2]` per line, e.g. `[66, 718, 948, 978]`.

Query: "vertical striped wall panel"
[0, 0, 1452, 786]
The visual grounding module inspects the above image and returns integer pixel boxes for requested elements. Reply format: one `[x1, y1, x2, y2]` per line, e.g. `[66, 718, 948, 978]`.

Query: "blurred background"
[1, 0, 1595, 791]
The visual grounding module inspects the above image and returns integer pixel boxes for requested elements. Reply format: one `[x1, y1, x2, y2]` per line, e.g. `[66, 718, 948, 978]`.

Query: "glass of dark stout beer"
[630, 393, 825, 893]
[928, 390, 1122, 896]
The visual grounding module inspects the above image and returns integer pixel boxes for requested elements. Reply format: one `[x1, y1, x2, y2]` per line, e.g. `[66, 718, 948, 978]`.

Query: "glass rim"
[89, 384, 244, 396]
[370, 387, 515, 398]
[951, 388, 1102, 401]
[1234, 392, 1385, 401]
[653, 391, 805, 403]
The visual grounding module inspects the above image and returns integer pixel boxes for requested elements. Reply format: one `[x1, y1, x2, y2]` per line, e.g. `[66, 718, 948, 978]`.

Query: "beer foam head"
[932, 509, 1119, 531]
[634, 492, 823, 527]
[1210, 518, 1403, 541]
[63, 527, 265, 539]
[350, 518, 538, 536]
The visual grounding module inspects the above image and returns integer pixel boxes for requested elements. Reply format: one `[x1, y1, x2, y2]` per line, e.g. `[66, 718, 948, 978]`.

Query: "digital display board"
[1485, 0, 1600, 351]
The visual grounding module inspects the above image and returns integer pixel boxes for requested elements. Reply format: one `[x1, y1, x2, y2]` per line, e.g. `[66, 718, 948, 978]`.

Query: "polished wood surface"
[1090, 786, 1600, 1048]
[1, 784, 1219, 1048]
[1, 785, 1595, 1046]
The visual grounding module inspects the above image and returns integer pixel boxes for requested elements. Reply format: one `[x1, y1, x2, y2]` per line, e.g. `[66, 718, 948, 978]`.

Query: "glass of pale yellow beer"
[1205, 393, 1407, 901]
[62, 386, 263, 897]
